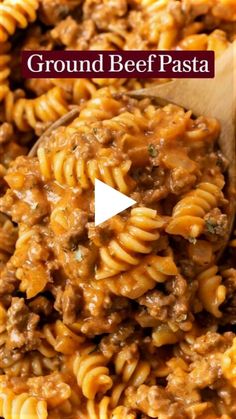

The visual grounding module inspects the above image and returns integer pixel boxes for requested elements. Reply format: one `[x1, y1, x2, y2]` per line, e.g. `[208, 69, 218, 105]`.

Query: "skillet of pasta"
[0, 1, 235, 418]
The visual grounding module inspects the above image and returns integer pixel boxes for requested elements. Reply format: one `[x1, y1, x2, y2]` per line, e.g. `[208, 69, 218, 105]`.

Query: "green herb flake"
[148, 144, 157, 158]
[93, 128, 98, 135]
[205, 220, 217, 234]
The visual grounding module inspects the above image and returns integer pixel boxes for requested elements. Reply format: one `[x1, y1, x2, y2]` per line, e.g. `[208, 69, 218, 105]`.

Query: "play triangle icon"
[95, 179, 136, 226]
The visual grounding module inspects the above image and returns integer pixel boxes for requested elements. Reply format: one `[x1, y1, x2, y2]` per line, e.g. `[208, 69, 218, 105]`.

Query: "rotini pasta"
[197, 265, 226, 318]
[86, 396, 136, 419]
[86, 396, 111, 419]
[102, 111, 149, 134]
[96, 208, 164, 279]
[39, 321, 85, 356]
[38, 147, 134, 193]
[114, 345, 150, 386]
[4, 87, 68, 131]
[73, 79, 97, 104]
[0, 0, 39, 43]
[107, 254, 178, 299]
[0, 90, 234, 418]
[0, 43, 10, 86]
[142, 0, 178, 49]
[0, 389, 48, 419]
[11, 226, 50, 299]
[166, 182, 223, 239]
[73, 347, 113, 399]
[108, 382, 127, 410]
[71, 91, 122, 127]
[4, 352, 59, 377]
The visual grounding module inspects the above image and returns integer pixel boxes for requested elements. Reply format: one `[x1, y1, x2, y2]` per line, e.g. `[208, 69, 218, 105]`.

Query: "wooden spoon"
[130, 43, 236, 257]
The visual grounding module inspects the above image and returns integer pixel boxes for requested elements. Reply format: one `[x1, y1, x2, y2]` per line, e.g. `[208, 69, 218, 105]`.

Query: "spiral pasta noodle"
[4, 87, 68, 131]
[166, 182, 223, 239]
[4, 352, 59, 377]
[96, 207, 164, 279]
[38, 147, 134, 193]
[102, 111, 149, 134]
[109, 383, 127, 409]
[114, 346, 150, 387]
[71, 90, 122, 127]
[86, 396, 111, 419]
[39, 320, 85, 356]
[0, 0, 39, 43]
[197, 265, 226, 318]
[90, 32, 126, 51]
[92, 77, 127, 88]
[0, 43, 10, 86]
[73, 347, 113, 399]
[73, 79, 97, 104]
[107, 254, 178, 299]
[12, 226, 51, 299]
[0, 43, 10, 102]
[0, 389, 48, 419]
[142, 0, 231, 54]
[141, 0, 178, 49]
[86, 396, 136, 419]
[178, 30, 229, 56]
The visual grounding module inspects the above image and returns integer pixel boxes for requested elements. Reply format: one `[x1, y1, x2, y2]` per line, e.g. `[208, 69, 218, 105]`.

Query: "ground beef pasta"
[0, 90, 234, 418]
[0, 1, 234, 419]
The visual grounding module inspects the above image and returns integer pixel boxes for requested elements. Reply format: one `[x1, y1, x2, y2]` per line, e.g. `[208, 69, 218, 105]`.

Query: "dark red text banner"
[21, 50, 215, 79]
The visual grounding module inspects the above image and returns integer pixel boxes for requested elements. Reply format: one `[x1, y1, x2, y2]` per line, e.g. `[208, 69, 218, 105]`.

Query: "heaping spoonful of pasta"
[130, 42, 236, 259]
[28, 43, 235, 260]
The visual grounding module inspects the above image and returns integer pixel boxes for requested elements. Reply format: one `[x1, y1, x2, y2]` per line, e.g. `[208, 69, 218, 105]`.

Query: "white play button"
[95, 179, 136, 226]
